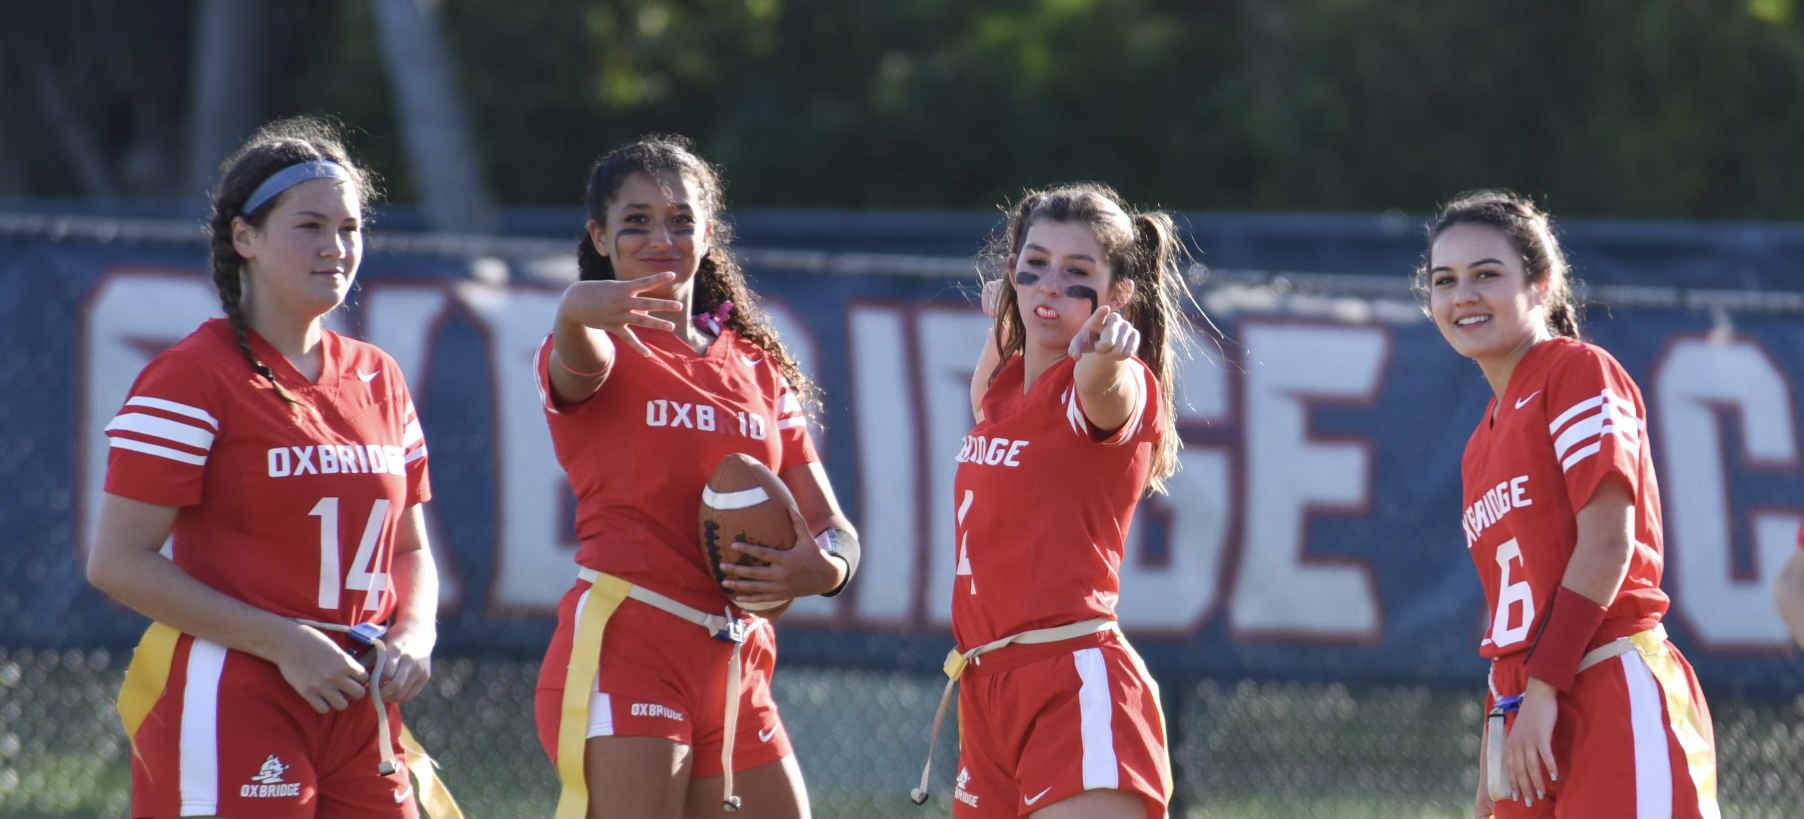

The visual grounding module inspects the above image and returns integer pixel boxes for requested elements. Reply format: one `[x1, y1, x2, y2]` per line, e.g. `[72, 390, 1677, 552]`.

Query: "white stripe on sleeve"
[106, 412, 216, 451]
[402, 419, 424, 449]
[108, 437, 207, 466]
[1549, 388, 1642, 473]
[533, 335, 561, 414]
[125, 396, 218, 430]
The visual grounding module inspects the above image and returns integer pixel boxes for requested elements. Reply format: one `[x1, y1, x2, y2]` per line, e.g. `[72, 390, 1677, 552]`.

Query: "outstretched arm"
[547, 271, 684, 405]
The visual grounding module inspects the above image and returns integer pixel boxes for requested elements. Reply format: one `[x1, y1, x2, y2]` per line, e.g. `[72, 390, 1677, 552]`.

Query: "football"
[699, 453, 800, 615]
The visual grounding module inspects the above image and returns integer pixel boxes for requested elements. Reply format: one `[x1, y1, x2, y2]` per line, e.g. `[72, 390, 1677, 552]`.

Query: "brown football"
[700, 453, 799, 615]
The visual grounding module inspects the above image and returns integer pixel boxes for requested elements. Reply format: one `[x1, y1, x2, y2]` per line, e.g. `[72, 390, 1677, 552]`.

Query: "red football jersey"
[950, 354, 1161, 650]
[1461, 337, 1667, 660]
[535, 330, 818, 612]
[103, 319, 430, 626]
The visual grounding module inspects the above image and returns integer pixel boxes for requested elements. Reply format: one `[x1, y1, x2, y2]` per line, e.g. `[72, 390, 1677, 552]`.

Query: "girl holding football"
[917, 182, 1193, 818]
[1420, 189, 1717, 818]
[532, 135, 861, 818]
[88, 117, 450, 817]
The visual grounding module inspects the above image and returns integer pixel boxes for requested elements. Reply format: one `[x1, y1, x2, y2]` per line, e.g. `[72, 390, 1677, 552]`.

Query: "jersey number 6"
[309, 497, 391, 611]
[1491, 538, 1534, 648]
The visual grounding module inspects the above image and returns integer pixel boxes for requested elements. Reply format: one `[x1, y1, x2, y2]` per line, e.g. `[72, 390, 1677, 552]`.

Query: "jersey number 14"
[309, 497, 391, 611]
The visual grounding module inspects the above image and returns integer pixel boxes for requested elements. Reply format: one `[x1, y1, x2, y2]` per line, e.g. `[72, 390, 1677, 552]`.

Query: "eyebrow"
[1022, 243, 1096, 263]
[293, 210, 356, 221]
[1428, 257, 1506, 275]
[621, 202, 693, 211]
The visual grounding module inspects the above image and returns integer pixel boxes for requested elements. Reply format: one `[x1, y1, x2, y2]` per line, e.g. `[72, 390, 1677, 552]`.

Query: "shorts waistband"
[1487, 622, 1670, 699]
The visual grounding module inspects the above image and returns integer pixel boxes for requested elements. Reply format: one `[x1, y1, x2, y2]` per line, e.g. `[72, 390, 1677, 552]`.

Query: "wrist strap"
[1523, 585, 1609, 693]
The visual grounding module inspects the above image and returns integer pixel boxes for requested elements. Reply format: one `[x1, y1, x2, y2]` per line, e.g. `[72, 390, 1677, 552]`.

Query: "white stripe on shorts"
[587, 692, 616, 738]
[180, 639, 227, 816]
[1074, 646, 1120, 791]
[1623, 650, 1674, 819]
[570, 586, 618, 738]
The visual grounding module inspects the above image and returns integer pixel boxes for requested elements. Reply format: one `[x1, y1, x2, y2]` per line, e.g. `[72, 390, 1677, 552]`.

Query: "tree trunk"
[184, 0, 269, 197]
[372, 0, 495, 234]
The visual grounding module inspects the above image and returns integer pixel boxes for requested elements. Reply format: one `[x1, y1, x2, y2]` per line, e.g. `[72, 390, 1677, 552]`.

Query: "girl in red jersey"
[1421, 190, 1719, 819]
[912, 183, 1194, 819]
[531, 136, 861, 818]
[88, 118, 454, 818]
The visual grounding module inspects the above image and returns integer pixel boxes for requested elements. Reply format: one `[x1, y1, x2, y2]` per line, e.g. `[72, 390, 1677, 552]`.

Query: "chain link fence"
[4, 648, 1801, 818]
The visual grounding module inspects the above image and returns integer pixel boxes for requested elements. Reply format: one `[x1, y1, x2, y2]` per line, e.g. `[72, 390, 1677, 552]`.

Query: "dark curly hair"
[575, 135, 819, 419]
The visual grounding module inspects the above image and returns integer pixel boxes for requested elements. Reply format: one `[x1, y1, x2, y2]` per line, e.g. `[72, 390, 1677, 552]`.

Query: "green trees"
[6, 0, 1804, 218]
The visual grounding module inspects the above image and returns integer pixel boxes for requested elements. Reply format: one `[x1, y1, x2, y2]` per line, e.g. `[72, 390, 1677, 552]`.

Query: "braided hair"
[206, 117, 378, 404]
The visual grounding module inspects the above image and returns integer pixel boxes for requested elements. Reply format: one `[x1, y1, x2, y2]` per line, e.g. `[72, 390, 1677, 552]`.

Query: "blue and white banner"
[4, 212, 1802, 694]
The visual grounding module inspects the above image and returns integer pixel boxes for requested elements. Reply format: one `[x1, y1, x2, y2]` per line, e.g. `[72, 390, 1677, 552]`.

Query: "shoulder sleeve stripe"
[402, 419, 425, 450]
[406, 444, 428, 464]
[778, 393, 801, 416]
[1549, 388, 1642, 472]
[1063, 386, 1086, 437]
[777, 415, 806, 431]
[109, 436, 207, 466]
[105, 412, 216, 451]
[125, 396, 218, 430]
[534, 333, 561, 415]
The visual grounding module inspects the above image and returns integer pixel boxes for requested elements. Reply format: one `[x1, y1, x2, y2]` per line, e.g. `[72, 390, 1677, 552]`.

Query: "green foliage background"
[6, 0, 1804, 217]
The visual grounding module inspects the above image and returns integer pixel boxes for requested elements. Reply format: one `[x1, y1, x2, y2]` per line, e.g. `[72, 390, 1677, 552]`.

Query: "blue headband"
[242, 160, 354, 216]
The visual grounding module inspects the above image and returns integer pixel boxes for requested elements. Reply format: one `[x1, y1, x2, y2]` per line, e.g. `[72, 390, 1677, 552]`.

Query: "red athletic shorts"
[534, 580, 791, 777]
[953, 630, 1171, 818]
[129, 633, 416, 818]
[1487, 633, 1718, 818]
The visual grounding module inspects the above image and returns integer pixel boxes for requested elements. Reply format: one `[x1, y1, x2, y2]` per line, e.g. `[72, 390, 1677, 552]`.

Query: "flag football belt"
[291, 619, 464, 818]
[563, 567, 755, 816]
[909, 618, 1120, 805]
[1484, 623, 1668, 802]
[115, 621, 463, 818]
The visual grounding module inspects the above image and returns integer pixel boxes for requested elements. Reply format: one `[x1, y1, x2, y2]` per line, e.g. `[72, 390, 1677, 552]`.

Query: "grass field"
[3, 649, 1801, 817]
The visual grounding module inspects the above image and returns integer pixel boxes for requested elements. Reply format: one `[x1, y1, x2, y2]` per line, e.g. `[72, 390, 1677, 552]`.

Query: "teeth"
[1457, 316, 1488, 326]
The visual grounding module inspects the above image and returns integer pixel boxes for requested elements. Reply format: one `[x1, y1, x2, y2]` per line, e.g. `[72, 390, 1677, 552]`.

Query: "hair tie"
[695, 300, 734, 337]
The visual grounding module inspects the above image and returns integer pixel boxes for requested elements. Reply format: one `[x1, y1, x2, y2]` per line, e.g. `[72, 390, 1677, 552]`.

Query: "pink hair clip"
[695, 300, 734, 336]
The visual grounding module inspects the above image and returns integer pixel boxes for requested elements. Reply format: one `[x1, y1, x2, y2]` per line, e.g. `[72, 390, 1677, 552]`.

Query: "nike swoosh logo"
[1024, 786, 1053, 806]
[1514, 390, 1541, 410]
[359, 369, 379, 382]
[394, 783, 413, 804]
[758, 726, 776, 743]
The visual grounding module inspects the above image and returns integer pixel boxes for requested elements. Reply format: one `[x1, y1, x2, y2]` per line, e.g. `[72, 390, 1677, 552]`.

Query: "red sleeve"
[393, 362, 432, 506]
[103, 352, 218, 507]
[1072, 357, 1160, 447]
[774, 370, 820, 472]
[1543, 345, 1644, 512]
